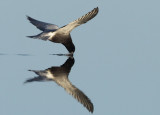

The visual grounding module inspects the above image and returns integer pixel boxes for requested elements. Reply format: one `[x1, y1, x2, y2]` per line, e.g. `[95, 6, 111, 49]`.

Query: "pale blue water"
[1, 0, 160, 115]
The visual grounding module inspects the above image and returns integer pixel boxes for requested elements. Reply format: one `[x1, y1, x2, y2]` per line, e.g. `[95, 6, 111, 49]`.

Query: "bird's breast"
[46, 71, 55, 80]
[49, 32, 70, 43]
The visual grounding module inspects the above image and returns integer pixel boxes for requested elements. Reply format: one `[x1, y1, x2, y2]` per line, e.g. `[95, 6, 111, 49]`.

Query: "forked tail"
[27, 32, 50, 41]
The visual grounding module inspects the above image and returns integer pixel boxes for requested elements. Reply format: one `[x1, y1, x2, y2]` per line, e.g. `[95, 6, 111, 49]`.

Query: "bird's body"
[27, 7, 99, 54]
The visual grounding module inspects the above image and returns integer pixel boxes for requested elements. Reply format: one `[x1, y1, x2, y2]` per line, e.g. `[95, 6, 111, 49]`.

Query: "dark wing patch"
[27, 16, 59, 31]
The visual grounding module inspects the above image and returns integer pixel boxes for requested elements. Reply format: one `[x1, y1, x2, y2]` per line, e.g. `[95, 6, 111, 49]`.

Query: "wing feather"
[60, 7, 99, 33]
[27, 16, 59, 31]
[55, 77, 94, 113]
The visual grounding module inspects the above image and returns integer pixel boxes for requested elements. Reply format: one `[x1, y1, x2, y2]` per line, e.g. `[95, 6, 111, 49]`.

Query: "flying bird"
[25, 57, 94, 113]
[27, 7, 99, 54]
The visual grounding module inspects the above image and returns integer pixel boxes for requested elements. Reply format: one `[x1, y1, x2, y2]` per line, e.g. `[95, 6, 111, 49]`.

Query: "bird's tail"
[27, 32, 50, 41]
[28, 69, 47, 76]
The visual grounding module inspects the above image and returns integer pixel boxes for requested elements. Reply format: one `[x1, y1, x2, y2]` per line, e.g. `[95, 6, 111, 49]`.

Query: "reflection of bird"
[25, 57, 94, 113]
[27, 7, 99, 54]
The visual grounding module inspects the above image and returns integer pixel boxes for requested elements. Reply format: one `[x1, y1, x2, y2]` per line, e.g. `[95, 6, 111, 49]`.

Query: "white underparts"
[48, 32, 56, 40]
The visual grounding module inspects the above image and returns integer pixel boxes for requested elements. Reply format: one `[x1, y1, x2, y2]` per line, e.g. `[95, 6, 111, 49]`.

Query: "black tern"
[27, 7, 99, 54]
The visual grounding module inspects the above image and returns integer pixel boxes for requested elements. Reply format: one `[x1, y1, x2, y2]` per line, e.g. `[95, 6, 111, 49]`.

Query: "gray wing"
[55, 77, 94, 113]
[67, 87, 94, 113]
[60, 7, 99, 33]
[27, 16, 59, 31]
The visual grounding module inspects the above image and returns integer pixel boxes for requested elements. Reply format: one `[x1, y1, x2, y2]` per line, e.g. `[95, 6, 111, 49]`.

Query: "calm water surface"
[1, 0, 160, 115]
[1, 52, 160, 115]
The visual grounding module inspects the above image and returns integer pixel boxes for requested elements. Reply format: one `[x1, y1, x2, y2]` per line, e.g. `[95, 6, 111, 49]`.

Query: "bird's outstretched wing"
[67, 86, 94, 113]
[60, 7, 99, 33]
[27, 16, 59, 31]
[55, 77, 94, 113]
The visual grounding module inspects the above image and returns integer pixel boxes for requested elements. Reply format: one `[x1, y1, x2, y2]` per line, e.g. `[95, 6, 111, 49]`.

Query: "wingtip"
[26, 35, 35, 38]
[90, 110, 94, 113]
[88, 102, 94, 113]
[26, 15, 34, 21]
[23, 81, 27, 84]
[26, 15, 30, 20]
[26, 36, 31, 38]
[95, 7, 99, 12]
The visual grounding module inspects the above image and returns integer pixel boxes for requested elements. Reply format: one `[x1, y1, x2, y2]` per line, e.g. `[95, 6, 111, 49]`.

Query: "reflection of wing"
[60, 7, 99, 33]
[25, 57, 94, 113]
[55, 77, 93, 113]
[27, 16, 59, 31]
